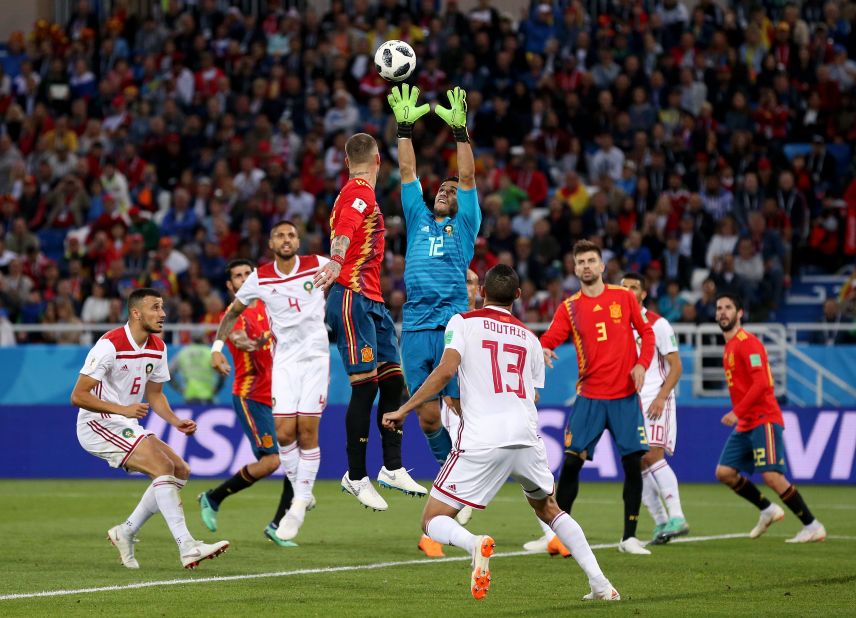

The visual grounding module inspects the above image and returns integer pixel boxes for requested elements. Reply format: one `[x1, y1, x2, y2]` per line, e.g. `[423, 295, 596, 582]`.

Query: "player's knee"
[149, 451, 175, 477]
[416, 401, 441, 432]
[715, 465, 737, 485]
[531, 495, 560, 523]
[173, 458, 190, 480]
[297, 424, 318, 448]
[259, 454, 281, 476]
[641, 448, 663, 468]
[277, 424, 296, 445]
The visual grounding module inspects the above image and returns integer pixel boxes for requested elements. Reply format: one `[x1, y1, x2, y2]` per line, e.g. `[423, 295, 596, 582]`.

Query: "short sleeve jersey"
[444, 307, 545, 450]
[540, 285, 655, 400]
[633, 309, 679, 404]
[329, 178, 385, 302]
[401, 179, 482, 331]
[226, 300, 273, 406]
[77, 324, 169, 421]
[723, 328, 783, 431]
[235, 256, 330, 364]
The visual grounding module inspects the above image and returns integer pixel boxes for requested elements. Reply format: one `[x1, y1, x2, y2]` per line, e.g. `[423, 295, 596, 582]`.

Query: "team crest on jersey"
[361, 345, 375, 363]
[262, 434, 274, 449]
[122, 428, 134, 439]
[145, 363, 154, 375]
[443, 224, 454, 236]
[609, 302, 622, 319]
[304, 281, 314, 292]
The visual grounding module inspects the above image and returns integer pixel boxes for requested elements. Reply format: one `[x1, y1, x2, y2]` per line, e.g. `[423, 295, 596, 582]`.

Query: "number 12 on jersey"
[482, 339, 527, 398]
[428, 236, 444, 256]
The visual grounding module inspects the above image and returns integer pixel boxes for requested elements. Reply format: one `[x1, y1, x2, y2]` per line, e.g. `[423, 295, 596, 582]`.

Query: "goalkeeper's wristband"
[452, 126, 470, 143]
[211, 339, 224, 354]
[330, 254, 345, 266]
[396, 122, 414, 139]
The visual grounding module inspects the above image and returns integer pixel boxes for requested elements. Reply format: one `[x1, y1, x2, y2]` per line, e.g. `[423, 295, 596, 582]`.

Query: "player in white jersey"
[71, 288, 229, 569]
[620, 273, 688, 544]
[211, 220, 329, 542]
[384, 265, 619, 602]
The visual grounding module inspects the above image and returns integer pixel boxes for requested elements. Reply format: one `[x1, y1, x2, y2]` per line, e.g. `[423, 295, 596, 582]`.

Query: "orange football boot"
[418, 534, 445, 557]
[470, 535, 495, 600]
[547, 535, 572, 558]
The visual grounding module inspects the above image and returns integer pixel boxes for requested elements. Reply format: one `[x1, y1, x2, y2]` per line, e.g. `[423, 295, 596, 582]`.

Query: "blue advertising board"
[1, 405, 853, 483]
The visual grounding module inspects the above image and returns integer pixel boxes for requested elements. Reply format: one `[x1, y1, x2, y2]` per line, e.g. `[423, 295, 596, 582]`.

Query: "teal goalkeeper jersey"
[401, 179, 481, 332]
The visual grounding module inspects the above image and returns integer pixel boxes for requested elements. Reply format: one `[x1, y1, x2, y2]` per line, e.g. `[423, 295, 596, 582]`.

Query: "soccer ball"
[374, 40, 416, 82]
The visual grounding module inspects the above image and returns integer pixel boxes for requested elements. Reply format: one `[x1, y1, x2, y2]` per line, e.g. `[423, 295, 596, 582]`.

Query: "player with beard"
[211, 221, 330, 543]
[525, 240, 656, 556]
[714, 293, 826, 543]
[387, 84, 481, 556]
[72, 288, 229, 569]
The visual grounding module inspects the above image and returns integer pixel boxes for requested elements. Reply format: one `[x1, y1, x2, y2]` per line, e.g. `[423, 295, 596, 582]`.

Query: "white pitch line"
[1, 532, 844, 602]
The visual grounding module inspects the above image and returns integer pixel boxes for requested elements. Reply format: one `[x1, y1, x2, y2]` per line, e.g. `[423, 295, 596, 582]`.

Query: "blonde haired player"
[620, 272, 688, 544]
[384, 265, 619, 602]
[71, 288, 229, 569]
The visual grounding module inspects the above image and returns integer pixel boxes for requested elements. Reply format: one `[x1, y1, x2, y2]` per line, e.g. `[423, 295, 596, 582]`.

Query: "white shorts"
[272, 357, 329, 418]
[641, 392, 677, 455]
[77, 416, 153, 470]
[430, 439, 555, 510]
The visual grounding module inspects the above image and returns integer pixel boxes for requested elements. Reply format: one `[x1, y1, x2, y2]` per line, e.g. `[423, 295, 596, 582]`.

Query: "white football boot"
[377, 467, 428, 497]
[276, 498, 309, 541]
[341, 473, 388, 511]
[180, 539, 230, 569]
[582, 586, 621, 601]
[522, 534, 551, 553]
[749, 503, 785, 539]
[617, 537, 652, 555]
[107, 525, 139, 569]
[785, 520, 826, 544]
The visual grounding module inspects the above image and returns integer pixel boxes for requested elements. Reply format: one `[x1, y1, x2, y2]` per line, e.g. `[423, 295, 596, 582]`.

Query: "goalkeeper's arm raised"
[387, 84, 429, 184]
[435, 86, 474, 190]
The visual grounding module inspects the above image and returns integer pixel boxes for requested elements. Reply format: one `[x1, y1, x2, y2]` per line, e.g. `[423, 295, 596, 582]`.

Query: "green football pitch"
[0, 480, 853, 616]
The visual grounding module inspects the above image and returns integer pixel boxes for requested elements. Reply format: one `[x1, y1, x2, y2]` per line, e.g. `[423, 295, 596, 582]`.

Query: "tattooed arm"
[210, 299, 248, 375]
[314, 235, 350, 291]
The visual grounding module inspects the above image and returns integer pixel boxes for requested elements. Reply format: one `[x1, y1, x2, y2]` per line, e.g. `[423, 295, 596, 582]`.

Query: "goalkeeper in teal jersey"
[388, 85, 481, 471]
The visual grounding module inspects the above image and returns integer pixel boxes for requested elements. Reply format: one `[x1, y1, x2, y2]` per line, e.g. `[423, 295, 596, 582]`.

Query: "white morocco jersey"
[77, 324, 170, 423]
[633, 308, 678, 408]
[444, 306, 545, 450]
[236, 255, 330, 363]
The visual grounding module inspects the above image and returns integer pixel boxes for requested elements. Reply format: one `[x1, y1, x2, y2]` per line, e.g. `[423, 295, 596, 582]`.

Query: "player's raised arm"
[388, 84, 428, 185]
[435, 87, 474, 191]
[70, 373, 149, 419]
[145, 380, 197, 435]
[211, 298, 249, 375]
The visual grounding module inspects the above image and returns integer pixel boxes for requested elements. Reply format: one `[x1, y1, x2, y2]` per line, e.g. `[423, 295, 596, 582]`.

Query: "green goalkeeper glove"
[387, 84, 429, 139]
[434, 86, 469, 142]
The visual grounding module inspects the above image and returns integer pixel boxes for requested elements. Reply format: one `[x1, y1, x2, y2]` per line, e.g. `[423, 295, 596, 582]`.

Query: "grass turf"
[0, 480, 853, 616]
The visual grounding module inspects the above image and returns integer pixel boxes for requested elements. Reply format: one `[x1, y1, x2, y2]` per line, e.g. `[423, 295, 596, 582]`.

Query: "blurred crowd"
[0, 0, 854, 346]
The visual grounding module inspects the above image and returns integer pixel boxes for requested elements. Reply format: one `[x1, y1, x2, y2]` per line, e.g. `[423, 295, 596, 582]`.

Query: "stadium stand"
[0, 0, 854, 345]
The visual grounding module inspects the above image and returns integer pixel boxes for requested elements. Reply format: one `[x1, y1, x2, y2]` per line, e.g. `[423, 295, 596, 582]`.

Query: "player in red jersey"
[198, 259, 297, 547]
[714, 293, 826, 543]
[525, 239, 656, 555]
[71, 288, 229, 569]
[314, 133, 425, 510]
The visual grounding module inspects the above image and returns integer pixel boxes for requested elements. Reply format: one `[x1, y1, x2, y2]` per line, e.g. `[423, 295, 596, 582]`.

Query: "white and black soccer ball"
[374, 40, 416, 82]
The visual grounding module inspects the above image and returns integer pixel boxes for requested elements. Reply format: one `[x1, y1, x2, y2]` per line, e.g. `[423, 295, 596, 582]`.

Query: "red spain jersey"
[226, 300, 273, 407]
[330, 177, 385, 302]
[723, 328, 783, 431]
[540, 284, 655, 399]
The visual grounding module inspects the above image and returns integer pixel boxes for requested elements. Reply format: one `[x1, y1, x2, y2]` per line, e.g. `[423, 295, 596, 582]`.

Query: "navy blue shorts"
[326, 283, 400, 374]
[401, 328, 460, 399]
[565, 393, 649, 460]
[232, 395, 278, 459]
[718, 423, 787, 475]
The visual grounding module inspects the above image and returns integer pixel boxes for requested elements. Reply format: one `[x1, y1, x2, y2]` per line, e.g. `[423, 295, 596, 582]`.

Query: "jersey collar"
[274, 255, 300, 278]
[124, 323, 147, 351]
[483, 305, 512, 315]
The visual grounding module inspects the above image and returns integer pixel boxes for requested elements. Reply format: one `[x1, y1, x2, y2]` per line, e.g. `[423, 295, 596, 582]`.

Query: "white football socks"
[549, 512, 608, 590]
[152, 475, 193, 548]
[642, 468, 669, 526]
[125, 477, 186, 537]
[279, 442, 299, 484]
[296, 447, 321, 501]
[650, 461, 685, 519]
[426, 515, 476, 555]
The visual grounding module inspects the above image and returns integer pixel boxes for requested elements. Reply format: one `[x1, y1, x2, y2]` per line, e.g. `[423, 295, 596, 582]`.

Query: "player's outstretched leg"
[760, 472, 827, 543]
[376, 364, 427, 497]
[529, 495, 619, 601]
[423, 499, 494, 601]
[198, 465, 261, 532]
[525, 452, 584, 551]
[617, 452, 650, 555]
[126, 437, 229, 569]
[716, 465, 784, 538]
